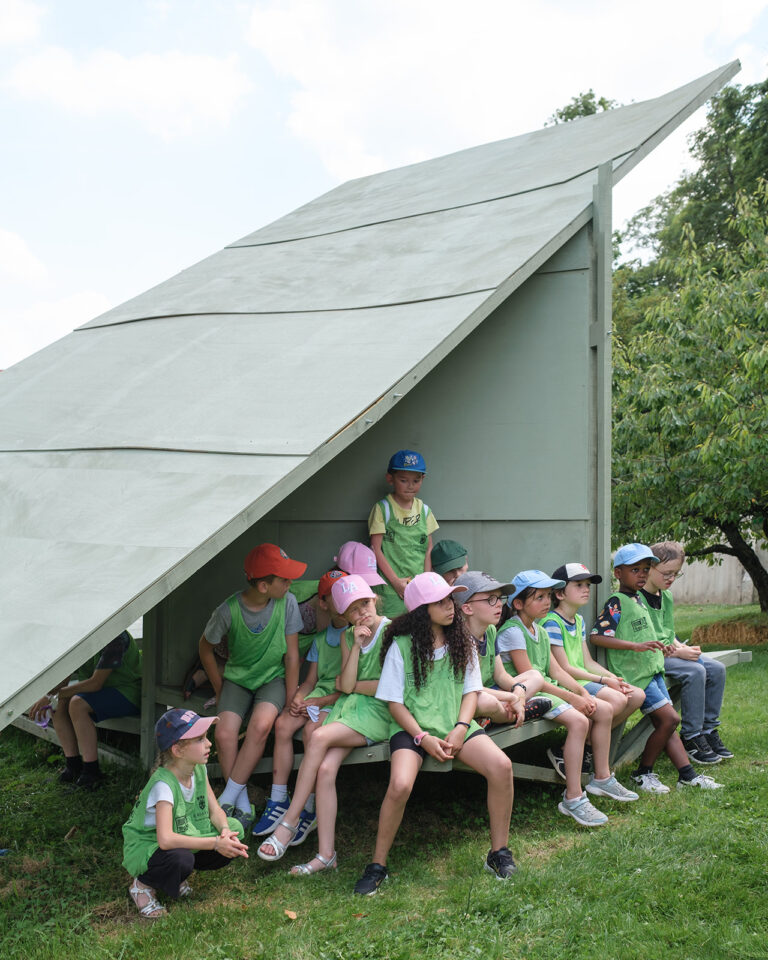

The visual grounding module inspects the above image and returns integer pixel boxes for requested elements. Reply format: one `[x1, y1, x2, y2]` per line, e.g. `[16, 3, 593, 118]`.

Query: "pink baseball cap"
[404, 572, 468, 611]
[155, 708, 218, 751]
[331, 573, 377, 614]
[334, 541, 385, 586]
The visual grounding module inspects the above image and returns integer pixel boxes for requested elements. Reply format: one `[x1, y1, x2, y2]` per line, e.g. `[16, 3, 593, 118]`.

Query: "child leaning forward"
[354, 572, 517, 895]
[122, 709, 248, 920]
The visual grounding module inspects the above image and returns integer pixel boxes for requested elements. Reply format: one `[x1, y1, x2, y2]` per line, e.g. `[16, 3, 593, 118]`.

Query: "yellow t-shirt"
[367, 495, 439, 536]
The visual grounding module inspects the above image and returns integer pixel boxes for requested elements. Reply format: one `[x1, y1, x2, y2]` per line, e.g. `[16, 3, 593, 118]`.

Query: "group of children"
[121, 449, 732, 917]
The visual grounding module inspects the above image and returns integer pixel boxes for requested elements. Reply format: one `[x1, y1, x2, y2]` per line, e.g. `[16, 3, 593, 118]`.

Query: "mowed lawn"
[1, 609, 766, 960]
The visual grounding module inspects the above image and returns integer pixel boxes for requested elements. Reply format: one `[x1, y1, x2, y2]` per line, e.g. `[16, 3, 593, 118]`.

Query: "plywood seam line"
[77, 288, 498, 330]
[0, 446, 312, 455]
[227, 161, 622, 248]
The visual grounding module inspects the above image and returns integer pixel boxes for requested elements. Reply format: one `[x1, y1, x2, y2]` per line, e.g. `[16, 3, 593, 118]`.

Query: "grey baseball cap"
[453, 570, 514, 602]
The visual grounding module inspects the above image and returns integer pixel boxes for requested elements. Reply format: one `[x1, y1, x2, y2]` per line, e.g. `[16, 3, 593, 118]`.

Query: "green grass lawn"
[2, 637, 767, 958]
[673, 603, 765, 642]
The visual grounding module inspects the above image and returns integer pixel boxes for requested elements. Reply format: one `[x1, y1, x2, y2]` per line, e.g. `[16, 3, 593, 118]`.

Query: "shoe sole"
[685, 752, 722, 764]
[676, 781, 725, 790]
[483, 861, 517, 879]
[557, 802, 608, 826]
[585, 784, 639, 802]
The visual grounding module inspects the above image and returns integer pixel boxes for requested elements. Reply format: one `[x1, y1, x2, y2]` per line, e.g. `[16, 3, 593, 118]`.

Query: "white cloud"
[7, 46, 253, 139]
[0, 228, 48, 284]
[246, 0, 767, 182]
[0, 291, 112, 369]
[0, 0, 43, 46]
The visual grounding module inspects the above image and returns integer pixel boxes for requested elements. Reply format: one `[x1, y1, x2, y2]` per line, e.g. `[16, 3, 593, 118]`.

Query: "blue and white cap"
[507, 569, 566, 602]
[612, 543, 660, 568]
[387, 449, 427, 474]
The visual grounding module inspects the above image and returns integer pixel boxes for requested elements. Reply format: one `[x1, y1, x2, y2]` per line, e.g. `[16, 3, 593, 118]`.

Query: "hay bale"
[691, 620, 768, 646]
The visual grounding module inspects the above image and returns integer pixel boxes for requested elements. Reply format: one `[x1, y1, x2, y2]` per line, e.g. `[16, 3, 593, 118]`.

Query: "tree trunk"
[720, 521, 768, 612]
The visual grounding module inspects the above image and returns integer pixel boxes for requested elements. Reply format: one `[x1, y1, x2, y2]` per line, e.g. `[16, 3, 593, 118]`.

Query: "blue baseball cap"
[155, 708, 217, 751]
[387, 449, 426, 474]
[508, 569, 566, 602]
[613, 543, 660, 568]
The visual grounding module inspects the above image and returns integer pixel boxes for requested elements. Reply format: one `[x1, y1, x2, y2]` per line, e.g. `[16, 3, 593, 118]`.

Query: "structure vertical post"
[591, 163, 613, 587]
[140, 604, 161, 769]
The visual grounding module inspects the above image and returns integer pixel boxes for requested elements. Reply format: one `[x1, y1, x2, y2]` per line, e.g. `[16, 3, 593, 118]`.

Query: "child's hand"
[393, 577, 410, 599]
[444, 725, 466, 756]
[617, 679, 633, 695]
[29, 697, 51, 721]
[215, 832, 249, 859]
[353, 623, 372, 646]
[603, 676, 622, 692]
[636, 640, 665, 652]
[574, 693, 596, 716]
[507, 698, 526, 728]
[289, 694, 308, 717]
[422, 734, 453, 762]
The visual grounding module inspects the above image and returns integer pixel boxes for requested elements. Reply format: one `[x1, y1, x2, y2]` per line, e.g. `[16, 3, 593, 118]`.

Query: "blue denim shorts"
[583, 681, 604, 696]
[641, 673, 672, 715]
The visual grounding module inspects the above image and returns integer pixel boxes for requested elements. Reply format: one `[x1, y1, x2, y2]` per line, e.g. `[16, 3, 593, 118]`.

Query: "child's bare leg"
[68, 696, 99, 762]
[514, 669, 545, 697]
[559, 709, 590, 800]
[215, 711, 245, 782]
[292, 745, 353, 872]
[587, 699, 614, 780]
[664, 730, 690, 770]
[52, 697, 79, 757]
[476, 691, 510, 724]
[639, 704, 680, 768]
[229, 701, 279, 783]
[598, 685, 644, 727]
[372, 749, 422, 866]
[272, 711, 307, 787]
[260, 723, 363, 856]
[456, 735, 513, 851]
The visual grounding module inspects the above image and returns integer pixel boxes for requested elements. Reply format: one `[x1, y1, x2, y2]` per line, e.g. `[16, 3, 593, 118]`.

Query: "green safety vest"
[476, 625, 498, 688]
[603, 592, 665, 689]
[122, 765, 242, 876]
[501, 616, 566, 710]
[638, 590, 676, 646]
[306, 625, 344, 699]
[375, 496, 431, 619]
[324, 620, 392, 743]
[223, 593, 287, 690]
[391, 635, 481, 741]
[540, 611, 590, 685]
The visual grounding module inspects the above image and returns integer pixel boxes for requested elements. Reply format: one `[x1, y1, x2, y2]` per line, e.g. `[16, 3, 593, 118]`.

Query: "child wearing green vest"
[28, 630, 142, 789]
[590, 543, 723, 793]
[369, 449, 439, 619]
[260, 570, 349, 849]
[354, 572, 517, 895]
[453, 570, 547, 725]
[257, 574, 392, 875]
[498, 571, 637, 827]
[199, 543, 307, 834]
[122, 708, 248, 920]
[431, 539, 469, 585]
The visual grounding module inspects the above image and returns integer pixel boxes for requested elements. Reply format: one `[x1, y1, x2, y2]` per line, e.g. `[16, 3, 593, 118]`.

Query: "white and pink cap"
[335, 541, 385, 586]
[404, 572, 468, 612]
[331, 573, 377, 614]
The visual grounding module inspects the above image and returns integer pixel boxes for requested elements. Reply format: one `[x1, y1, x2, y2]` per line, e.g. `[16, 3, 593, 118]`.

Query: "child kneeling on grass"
[590, 543, 723, 793]
[122, 709, 248, 920]
[354, 572, 517, 895]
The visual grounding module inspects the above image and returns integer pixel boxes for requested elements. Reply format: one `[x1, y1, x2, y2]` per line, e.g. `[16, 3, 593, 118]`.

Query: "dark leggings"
[138, 847, 231, 898]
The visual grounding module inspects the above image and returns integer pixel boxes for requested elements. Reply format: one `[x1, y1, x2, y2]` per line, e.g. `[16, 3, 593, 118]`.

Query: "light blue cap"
[613, 543, 660, 568]
[508, 569, 566, 602]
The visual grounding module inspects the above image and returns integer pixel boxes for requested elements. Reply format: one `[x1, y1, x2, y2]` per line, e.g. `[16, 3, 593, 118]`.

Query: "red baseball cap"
[244, 543, 307, 580]
[318, 569, 348, 598]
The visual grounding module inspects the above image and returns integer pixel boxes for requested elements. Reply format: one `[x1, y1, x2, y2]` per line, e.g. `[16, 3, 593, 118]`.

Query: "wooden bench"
[13, 649, 752, 781]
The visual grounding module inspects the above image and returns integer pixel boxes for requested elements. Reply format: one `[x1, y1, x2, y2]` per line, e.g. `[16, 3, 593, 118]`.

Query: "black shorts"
[389, 727, 485, 759]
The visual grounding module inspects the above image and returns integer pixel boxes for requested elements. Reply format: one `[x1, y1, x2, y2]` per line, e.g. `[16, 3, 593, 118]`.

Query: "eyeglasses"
[465, 595, 507, 607]
[658, 569, 684, 581]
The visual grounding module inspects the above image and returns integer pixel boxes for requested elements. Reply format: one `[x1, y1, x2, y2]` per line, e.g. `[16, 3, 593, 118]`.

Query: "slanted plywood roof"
[0, 61, 739, 725]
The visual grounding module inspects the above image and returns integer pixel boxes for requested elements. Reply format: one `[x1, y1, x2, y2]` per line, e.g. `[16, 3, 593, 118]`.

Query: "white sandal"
[290, 851, 338, 876]
[129, 879, 167, 920]
[257, 819, 298, 861]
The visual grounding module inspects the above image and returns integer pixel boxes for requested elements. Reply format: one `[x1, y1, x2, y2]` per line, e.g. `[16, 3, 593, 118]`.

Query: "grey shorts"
[218, 676, 286, 719]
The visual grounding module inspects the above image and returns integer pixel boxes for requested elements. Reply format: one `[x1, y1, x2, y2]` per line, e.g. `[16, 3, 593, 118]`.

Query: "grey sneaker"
[586, 775, 639, 802]
[484, 846, 518, 879]
[558, 791, 608, 827]
[677, 774, 724, 790]
[631, 771, 670, 794]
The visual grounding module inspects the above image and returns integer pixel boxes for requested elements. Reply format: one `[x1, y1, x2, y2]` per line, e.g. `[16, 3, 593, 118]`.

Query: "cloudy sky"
[2, 0, 767, 368]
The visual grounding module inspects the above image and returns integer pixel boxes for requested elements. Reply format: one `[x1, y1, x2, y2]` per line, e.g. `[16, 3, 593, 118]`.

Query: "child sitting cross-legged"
[541, 563, 645, 774]
[590, 543, 723, 793]
[497, 570, 639, 827]
[122, 709, 248, 920]
[453, 570, 546, 726]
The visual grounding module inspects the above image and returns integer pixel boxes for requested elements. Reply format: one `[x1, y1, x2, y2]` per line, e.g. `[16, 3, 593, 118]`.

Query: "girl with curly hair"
[353, 572, 517, 896]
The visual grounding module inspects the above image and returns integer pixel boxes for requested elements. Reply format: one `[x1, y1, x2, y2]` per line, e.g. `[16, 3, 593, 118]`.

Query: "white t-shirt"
[376, 643, 481, 704]
[143, 771, 197, 828]
[496, 617, 533, 662]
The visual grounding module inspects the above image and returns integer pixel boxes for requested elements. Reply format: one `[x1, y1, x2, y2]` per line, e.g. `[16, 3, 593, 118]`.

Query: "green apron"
[324, 619, 392, 742]
[375, 495, 431, 618]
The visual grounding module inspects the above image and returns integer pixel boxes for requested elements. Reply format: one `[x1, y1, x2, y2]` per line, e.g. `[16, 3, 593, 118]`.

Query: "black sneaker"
[546, 745, 567, 781]
[485, 847, 517, 879]
[523, 697, 551, 722]
[75, 770, 105, 790]
[58, 765, 81, 784]
[705, 730, 734, 759]
[682, 734, 722, 765]
[353, 862, 388, 896]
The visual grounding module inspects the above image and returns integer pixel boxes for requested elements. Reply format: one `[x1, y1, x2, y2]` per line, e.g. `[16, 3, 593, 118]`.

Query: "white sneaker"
[558, 791, 608, 826]
[631, 771, 670, 794]
[677, 774, 724, 790]
[586, 775, 639, 802]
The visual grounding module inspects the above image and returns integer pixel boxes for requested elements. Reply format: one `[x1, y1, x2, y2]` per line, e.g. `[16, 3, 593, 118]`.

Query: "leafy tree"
[545, 89, 619, 126]
[612, 184, 768, 610]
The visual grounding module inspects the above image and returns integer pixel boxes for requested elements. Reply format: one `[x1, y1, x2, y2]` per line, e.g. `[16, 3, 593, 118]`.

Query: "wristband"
[454, 721, 470, 729]
[413, 731, 429, 746]
[511, 682, 527, 693]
